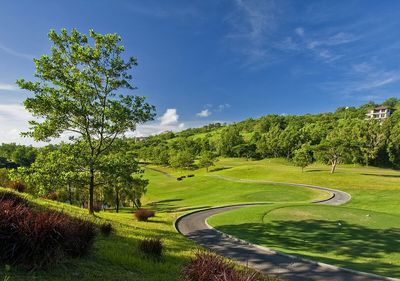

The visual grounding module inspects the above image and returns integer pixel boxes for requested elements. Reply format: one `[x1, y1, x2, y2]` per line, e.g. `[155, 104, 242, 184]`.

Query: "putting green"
[208, 204, 400, 277]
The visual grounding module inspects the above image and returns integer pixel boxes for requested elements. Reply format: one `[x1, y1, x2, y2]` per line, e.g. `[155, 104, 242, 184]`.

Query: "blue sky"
[1, 0, 400, 144]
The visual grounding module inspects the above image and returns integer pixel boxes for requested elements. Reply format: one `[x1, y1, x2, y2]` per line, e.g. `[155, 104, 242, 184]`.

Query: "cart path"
[175, 179, 398, 281]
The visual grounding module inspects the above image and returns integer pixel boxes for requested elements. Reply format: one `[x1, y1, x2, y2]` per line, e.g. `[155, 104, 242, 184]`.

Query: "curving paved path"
[175, 179, 399, 281]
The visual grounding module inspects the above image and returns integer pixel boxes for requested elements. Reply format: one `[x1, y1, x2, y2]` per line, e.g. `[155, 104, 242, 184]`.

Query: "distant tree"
[11, 146, 37, 167]
[198, 151, 218, 172]
[292, 144, 313, 172]
[169, 150, 195, 169]
[256, 125, 282, 158]
[382, 97, 399, 109]
[387, 122, 400, 168]
[9, 144, 87, 200]
[150, 144, 170, 166]
[16, 29, 155, 214]
[279, 124, 303, 158]
[217, 126, 244, 157]
[314, 120, 359, 173]
[357, 120, 385, 166]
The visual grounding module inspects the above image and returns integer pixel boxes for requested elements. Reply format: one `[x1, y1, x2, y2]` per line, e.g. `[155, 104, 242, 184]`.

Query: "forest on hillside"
[1, 97, 400, 209]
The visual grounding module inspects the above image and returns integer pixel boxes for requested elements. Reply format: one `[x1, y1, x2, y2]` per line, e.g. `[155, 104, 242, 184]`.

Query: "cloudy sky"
[1, 0, 400, 144]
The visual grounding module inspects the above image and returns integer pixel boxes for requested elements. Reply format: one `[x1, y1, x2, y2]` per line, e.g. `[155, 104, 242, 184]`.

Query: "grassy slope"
[204, 158, 400, 277]
[2, 157, 399, 279]
[143, 168, 331, 211]
[0, 188, 195, 281]
[208, 205, 400, 277]
[213, 158, 400, 214]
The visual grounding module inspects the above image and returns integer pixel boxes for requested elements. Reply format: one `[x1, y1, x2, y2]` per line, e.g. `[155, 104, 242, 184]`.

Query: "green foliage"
[217, 126, 244, 157]
[198, 151, 218, 172]
[314, 120, 361, 173]
[292, 144, 313, 172]
[101, 149, 148, 211]
[16, 29, 155, 213]
[169, 150, 195, 169]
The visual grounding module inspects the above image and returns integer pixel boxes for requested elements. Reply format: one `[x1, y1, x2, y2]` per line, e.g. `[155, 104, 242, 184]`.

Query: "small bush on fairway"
[6, 181, 26, 193]
[187, 174, 195, 178]
[182, 251, 273, 281]
[138, 237, 163, 258]
[0, 191, 96, 269]
[135, 208, 155, 221]
[100, 223, 113, 236]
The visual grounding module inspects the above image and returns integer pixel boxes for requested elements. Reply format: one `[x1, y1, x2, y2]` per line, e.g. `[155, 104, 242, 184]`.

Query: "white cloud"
[196, 109, 211, 117]
[0, 83, 18, 91]
[224, 0, 280, 67]
[0, 104, 32, 145]
[133, 120, 226, 138]
[217, 103, 231, 111]
[0, 43, 34, 60]
[159, 108, 179, 125]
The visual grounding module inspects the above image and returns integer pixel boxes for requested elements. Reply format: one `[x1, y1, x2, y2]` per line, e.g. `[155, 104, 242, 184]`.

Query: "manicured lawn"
[2, 157, 400, 280]
[208, 204, 400, 278]
[143, 168, 331, 211]
[210, 158, 400, 215]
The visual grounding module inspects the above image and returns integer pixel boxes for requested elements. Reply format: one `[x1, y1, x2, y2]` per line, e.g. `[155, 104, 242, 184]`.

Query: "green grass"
[210, 158, 400, 214]
[2, 157, 400, 280]
[0, 188, 195, 281]
[143, 167, 331, 211]
[208, 204, 400, 277]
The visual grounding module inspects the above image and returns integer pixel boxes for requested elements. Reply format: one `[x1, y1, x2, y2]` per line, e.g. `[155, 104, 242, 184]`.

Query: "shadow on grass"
[361, 173, 400, 178]
[216, 220, 400, 277]
[209, 166, 233, 172]
[305, 169, 327, 173]
[147, 199, 211, 213]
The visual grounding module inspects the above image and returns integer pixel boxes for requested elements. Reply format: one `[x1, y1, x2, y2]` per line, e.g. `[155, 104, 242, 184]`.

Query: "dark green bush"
[138, 237, 163, 258]
[100, 223, 113, 236]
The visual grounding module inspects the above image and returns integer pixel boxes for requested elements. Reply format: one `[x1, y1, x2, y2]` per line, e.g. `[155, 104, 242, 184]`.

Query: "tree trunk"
[115, 189, 120, 213]
[89, 168, 95, 214]
[206, 166, 209, 173]
[331, 158, 337, 174]
[68, 183, 72, 204]
[301, 166, 304, 173]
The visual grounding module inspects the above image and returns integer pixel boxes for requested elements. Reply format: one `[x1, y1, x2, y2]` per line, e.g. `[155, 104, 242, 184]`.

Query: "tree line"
[133, 97, 400, 173]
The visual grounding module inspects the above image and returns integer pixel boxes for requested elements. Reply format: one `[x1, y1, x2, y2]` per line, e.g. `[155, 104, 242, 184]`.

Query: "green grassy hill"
[2, 157, 400, 280]
[0, 188, 195, 281]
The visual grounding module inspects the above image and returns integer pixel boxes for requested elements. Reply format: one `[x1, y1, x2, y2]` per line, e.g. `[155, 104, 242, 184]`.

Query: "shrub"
[0, 192, 96, 269]
[181, 251, 272, 281]
[134, 208, 155, 222]
[100, 223, 113, 236]
[138, 237, 163, 258]
[6, 181, 26, 193]
[187, 174, 195, 178]
[177, 177, 183, 181]
[43, 191, 58, 201]
[0, 191, 29, 206]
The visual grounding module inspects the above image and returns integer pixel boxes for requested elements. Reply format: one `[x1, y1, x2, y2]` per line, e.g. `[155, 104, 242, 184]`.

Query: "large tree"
[17, 29, 155, 213]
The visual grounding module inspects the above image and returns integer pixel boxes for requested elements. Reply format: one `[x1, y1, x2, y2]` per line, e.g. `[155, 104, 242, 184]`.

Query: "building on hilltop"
[366, 105, 394, 120]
